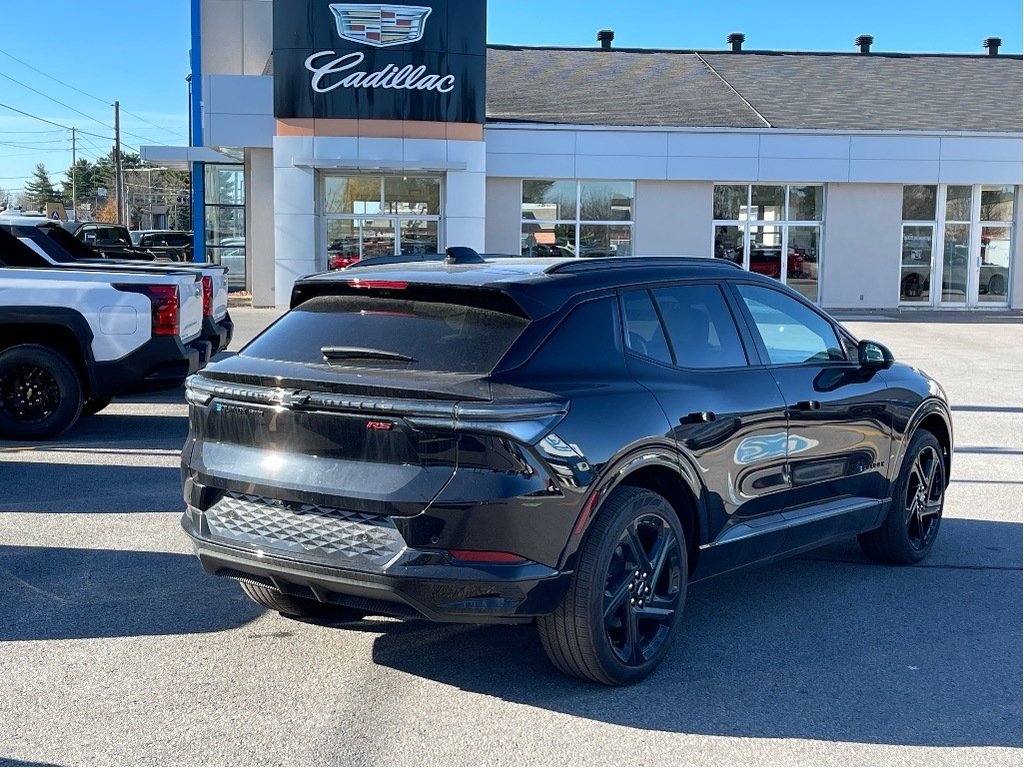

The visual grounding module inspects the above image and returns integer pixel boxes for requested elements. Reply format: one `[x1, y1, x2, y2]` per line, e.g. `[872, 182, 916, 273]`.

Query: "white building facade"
[144, 0, 1024, 311]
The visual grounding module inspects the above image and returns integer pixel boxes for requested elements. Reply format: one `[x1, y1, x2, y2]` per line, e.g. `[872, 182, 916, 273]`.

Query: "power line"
[0, 46, 182, 143]
[0, 71, 154, 148]
[0, 128, 65, 135]
[0, 70, 119, 138]
[0, 101, 112, 142]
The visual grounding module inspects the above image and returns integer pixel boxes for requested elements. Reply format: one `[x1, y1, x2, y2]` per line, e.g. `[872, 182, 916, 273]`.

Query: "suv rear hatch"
[185, 285, 543, 517]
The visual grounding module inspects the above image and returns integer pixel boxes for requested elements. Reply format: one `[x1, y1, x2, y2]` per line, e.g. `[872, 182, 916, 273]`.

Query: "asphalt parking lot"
[0, 308, 1021, 767]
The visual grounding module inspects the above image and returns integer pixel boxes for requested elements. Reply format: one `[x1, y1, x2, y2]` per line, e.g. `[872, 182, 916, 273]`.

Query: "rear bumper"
[180, 509, 572, 624]
[92, 335, 201, 398]
[201, 311, 234, 356]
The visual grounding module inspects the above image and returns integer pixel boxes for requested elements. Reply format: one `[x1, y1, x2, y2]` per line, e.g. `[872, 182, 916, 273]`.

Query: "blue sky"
[1, 0, 1021, 197]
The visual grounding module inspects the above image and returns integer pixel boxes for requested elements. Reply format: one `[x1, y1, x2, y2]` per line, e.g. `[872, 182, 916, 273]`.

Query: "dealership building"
[143, 0, 1023, 311]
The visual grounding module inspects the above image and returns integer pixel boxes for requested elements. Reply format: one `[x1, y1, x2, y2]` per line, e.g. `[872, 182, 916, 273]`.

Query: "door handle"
[794, 400, 821, 411]
[680, 411, 716, 425]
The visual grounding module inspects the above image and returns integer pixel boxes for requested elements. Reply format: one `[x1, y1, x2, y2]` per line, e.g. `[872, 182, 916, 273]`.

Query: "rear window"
[242, 295, 529, 374]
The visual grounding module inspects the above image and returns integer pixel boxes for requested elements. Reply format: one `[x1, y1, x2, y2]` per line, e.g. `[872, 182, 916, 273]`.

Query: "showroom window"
[713, 184, 824, 303]
[204, 164, 245, 290]
[521, 180, 635, 258]
[900, 185, 1017, 307]
[321, 174, 440, 269]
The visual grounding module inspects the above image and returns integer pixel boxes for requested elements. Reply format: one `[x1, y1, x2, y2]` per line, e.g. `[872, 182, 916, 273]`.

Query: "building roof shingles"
[486, 46, 1024, 133]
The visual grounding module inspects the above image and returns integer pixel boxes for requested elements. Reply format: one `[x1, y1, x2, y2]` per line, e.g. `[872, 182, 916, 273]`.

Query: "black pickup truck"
[61, 221, 155, 261]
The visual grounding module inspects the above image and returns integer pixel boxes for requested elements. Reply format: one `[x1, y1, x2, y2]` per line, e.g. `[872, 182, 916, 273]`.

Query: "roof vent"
[597, 29, 614, 50]
[855, 35, 874, 53]
[727, 32, 745, 52]
[984, 36, 1002, 55]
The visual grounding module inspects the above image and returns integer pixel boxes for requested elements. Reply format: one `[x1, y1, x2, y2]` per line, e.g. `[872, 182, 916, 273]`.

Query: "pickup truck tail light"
[115, 284, 180, 337]
[201, 276, 214, 317]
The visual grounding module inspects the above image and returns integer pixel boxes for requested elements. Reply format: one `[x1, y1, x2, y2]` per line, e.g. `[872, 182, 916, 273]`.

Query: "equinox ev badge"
[329, 4, 432, 47]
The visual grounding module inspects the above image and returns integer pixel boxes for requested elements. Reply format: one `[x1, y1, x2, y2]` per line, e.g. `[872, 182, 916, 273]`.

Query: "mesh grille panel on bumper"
[204, 493, 406, 571]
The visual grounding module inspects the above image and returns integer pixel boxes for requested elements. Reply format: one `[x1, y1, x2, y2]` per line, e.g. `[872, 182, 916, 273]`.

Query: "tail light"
[201, 275, 213, 317]
[115, 284, 179, 337]
[346, 279, 409, 290]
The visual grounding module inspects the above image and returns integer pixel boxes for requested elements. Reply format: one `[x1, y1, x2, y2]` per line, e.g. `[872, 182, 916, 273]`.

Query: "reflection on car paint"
[733, 432, 819, 465]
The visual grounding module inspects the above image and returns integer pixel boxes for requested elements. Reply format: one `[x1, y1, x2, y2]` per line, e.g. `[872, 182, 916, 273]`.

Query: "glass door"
[323, 174, 441, 270]
[975, 186, 1015, 307]
[900, 225, 934, 304]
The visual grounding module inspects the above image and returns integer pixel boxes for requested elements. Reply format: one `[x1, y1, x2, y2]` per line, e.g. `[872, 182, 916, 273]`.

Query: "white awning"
[140, 146, 240, 169]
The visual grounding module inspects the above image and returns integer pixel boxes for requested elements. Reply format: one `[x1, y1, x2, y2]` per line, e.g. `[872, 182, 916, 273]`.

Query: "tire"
[238, 581, 365, 622]
[538, 487, 688, 685]
[82, 397, 113, 417]
[988, 274, 1006, 296]
[902, 273, 922, 298]
[0, 344, 83, 441]
[858, 430, 946, 564]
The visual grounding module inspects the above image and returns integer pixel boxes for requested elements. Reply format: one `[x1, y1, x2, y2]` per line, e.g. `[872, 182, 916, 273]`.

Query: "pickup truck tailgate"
[178, 276, 203, 343]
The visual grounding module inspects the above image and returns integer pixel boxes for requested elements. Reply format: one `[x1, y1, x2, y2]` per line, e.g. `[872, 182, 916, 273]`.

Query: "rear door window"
[242, 294, 529, 374]
[621, 290, 672, 364]
[651, 284, 748, 369]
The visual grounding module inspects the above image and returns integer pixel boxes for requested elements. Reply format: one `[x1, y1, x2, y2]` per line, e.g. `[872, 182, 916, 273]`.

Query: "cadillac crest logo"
[329, 4, 432, 47]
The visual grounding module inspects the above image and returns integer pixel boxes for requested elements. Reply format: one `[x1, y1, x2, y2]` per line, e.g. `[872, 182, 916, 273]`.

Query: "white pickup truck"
[0, 216, 233, 358]
[0, 227, 207, 440]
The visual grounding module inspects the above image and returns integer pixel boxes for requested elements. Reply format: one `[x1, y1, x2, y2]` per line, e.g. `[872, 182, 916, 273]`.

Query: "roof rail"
[345, 249, 522, 270]
[544, 256, 742, 275]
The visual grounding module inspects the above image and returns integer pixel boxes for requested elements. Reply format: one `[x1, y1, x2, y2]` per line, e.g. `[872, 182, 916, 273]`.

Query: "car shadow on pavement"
[365, 518, 1022, 749]
[0, 462, 183, 513]
[0, 545, 262, 640]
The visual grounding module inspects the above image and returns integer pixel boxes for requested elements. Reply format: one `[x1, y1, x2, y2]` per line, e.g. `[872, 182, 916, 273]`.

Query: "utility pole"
[70, 127, 77, 221]
[113, 100, 124, 225]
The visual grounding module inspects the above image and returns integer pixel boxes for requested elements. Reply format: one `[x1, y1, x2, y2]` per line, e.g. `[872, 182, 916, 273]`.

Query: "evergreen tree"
[23, 164, 61, 210]
[63, 159, 100, 202]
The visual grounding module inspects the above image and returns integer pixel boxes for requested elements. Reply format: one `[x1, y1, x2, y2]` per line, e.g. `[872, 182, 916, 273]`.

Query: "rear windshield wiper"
[321, 346, 416, 363]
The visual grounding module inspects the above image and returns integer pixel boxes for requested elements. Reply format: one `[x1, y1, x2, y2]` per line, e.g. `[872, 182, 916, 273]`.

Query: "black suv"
[182, 251, 952, 685]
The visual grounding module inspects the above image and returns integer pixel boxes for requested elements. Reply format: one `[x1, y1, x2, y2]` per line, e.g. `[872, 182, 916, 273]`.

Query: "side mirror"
[858, 339, 894, 370]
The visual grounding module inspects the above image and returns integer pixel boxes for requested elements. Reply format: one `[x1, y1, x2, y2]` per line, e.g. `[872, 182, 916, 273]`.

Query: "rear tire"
[858, 430, 946, 564]
[538, 487, 687, 685]
[238, 581, 365, 622]
[0, 344, 83, 440]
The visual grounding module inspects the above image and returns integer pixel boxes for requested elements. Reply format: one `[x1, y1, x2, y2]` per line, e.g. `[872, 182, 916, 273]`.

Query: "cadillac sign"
[329, 4, 432, 48]
[273, 0, 486, 123]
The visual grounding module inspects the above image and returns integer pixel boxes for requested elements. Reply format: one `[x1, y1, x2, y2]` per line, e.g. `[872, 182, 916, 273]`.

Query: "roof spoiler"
[347, 246, 486, 270]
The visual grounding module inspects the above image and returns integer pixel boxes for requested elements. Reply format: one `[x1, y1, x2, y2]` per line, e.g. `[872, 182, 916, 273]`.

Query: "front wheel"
[0, 344, 83, 440]
[538, 487, 687, 685]
[858, 430, 946, 564]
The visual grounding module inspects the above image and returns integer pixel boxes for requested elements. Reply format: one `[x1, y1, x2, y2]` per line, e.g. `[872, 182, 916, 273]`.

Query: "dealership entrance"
[321, 174, 442, 269]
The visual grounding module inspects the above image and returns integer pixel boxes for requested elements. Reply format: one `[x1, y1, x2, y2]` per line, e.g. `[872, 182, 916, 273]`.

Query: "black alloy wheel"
[904, 444, 944, 551]
[1, 364, 61, 424]
[0, 344, 83, 440]
[988, 274, 1006, 296]
[603, 514, 684, 667]
[538, 486, 688, 685]
[859, 430, 946, 564]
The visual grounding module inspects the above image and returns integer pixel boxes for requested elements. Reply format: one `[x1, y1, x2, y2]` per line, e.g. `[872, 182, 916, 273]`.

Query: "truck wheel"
[538, 487, 688, 685]
[238, 581, 365, 623]
[82, 397, 113, 416]
[0, 345, 83, 440]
